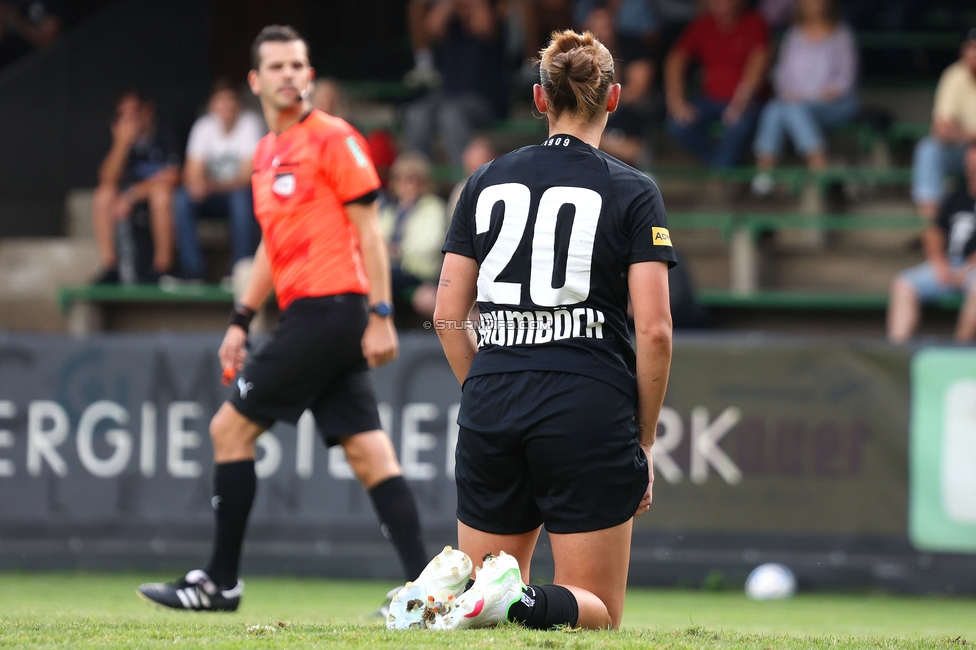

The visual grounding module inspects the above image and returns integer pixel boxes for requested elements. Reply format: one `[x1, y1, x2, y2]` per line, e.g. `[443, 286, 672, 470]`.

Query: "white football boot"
[386, 546, 473, 629]
[429, 552, 525, 630]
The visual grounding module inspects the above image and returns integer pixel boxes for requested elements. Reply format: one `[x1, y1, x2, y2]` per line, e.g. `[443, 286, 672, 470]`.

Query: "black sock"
[204, 460, 256, 589]
[507, 584, 579, 629]
[368, 475, 427, 580]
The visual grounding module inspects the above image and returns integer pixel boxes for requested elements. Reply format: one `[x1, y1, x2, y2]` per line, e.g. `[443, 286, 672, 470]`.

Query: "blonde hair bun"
[539, 30, 614, 121]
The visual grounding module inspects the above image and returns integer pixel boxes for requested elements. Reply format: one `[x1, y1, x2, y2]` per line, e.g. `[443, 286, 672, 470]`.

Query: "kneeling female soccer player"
[388, 28, 674, 631]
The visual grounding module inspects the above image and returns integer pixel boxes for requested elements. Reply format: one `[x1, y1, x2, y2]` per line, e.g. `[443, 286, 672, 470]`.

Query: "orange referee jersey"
[251, 110, 381, 310]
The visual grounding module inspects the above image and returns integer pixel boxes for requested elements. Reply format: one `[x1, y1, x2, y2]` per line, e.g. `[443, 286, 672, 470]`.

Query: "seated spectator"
[174, 80, 263, 281]
[403, 0, 509, 166]
[516, 0, 573, 84]
[447, 136, 496, 216]
[0, 0, 61, 69]
[757, 0, 797, 32]
[312, 77, 344, 116]
[313, 77, 399, 188]
[583, 2, 659, 166]
[912, 30, 976, 221]
[888, 145, 976, 344]
[92, 91, 180, 284]
[379, 153, 447, 319]
[751, 0, 858, 196]
[664, 0, 769, 169]
[405, 0, 443, 88]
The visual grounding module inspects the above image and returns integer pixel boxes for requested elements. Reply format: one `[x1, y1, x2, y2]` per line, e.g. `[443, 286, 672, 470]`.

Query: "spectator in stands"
[403, 0, 509, 166]
[405, 0, 443, 88]
[0, 0, 61, 69]
[583, 2, 660, 167]
[379, 153, 447, 319]
[91, 91, 180, 284]
[912, 29, 976, 221]
[516, 0, 573, 85]
[447, 136, 496, 216]
[312, 77, 344, 116]
[888, 145, 976, 344]
[664, 0, 769, 169]
[757, 0, 796, 32]
[750, 0, 858, 196]
[313, 77, 399, 188]
[174, 80, 264, 281]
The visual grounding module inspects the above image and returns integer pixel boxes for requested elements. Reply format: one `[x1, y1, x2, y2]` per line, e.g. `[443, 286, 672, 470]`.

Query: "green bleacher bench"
[58, 284, 234, 314]
[856, 32, 961, 49]
[696, 290, 962, 311]
[888, 121, 930, 143]
[669, 213, 926, 238]
[650, 165, 912, 193]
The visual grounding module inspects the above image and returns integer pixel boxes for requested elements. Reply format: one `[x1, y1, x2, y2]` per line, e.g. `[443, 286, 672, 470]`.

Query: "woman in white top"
[751, 0, 858, 195]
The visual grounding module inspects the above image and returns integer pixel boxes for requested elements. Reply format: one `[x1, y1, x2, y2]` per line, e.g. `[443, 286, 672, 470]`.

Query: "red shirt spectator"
[673, 10, 768, 101]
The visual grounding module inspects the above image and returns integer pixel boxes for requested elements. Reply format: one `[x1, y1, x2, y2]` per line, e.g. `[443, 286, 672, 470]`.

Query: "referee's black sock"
[204, 460, 256, 589]
[368, 475, 428, 580]
[507, 584, 580, 630]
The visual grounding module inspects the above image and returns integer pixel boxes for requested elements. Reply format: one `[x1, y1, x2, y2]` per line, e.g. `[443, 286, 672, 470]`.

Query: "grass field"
[1, 573, 974, 648]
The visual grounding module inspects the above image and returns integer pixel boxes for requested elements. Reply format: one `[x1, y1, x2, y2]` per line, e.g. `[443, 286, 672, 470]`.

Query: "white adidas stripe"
[175, 589, 192, 609]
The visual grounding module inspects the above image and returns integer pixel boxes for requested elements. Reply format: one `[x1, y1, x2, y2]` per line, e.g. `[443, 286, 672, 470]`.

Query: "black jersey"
[936, 187, 976, 259]
[443, 133, 676, 398]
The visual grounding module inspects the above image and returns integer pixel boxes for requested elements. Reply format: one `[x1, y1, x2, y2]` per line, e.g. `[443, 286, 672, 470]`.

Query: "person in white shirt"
[175, 80, 265, 280]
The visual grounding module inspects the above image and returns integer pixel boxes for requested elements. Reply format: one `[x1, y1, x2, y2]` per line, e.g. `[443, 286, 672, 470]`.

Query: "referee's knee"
[209, 403, 262, 462]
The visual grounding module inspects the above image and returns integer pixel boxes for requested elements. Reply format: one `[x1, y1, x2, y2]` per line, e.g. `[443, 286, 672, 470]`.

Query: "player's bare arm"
[433, 252, 479, 384]
[347, 200, 399, 368]
[219, 238, 273, 373]
[629, 260, 673, 513]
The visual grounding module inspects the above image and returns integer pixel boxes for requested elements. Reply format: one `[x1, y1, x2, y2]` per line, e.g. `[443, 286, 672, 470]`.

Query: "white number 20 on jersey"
[474, 183, 602, 307]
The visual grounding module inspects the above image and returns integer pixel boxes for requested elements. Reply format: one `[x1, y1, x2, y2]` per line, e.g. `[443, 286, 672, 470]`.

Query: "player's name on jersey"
[477, 307, 605, 348]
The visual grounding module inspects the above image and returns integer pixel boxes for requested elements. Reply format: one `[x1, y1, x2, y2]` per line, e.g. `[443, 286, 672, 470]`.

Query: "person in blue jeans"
[175, 81, 265, 280]
[751, 0, 859, 196]
[911, 32, 976, 221]
[888, 145, 976, 343]
[664, 0, 769, 169]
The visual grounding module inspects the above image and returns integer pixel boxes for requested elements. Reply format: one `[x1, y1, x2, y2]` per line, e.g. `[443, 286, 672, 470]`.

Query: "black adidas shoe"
[137, 569, 243, 611]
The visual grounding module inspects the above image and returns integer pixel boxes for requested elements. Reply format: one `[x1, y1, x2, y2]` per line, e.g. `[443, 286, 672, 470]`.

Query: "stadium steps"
[670, 211, 926, 296]
[0, 238, 101, 333]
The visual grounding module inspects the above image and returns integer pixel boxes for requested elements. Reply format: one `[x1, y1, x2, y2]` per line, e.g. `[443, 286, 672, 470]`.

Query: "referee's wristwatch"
[370, 301, 395, 318]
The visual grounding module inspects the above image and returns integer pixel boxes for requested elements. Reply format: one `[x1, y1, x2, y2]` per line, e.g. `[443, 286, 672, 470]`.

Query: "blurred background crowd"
[1, 0, 975, 342]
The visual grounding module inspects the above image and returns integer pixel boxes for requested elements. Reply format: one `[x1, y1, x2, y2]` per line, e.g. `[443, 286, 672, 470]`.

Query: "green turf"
[0, 573, 973, 648]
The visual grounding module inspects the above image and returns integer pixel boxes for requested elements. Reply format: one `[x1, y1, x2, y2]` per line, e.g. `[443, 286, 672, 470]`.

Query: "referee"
[138, 26, 427, 611]
[399, 30, 675, 631]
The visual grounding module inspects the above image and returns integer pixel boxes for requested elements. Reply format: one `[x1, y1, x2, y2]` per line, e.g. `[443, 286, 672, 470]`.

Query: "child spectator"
[379, 153, 447, 319]
[664, 0, 769, 169]
[91, 91, 180, 284]
[402, 0, 509, 166]
[751, 0, 858, 196]
[174, 80, 264, 281]
[912, 30, 976, 221]
[888, 145, 976, 344]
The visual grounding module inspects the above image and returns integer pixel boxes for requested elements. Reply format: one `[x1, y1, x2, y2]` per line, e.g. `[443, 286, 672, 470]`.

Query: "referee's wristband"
[228, 304, 256, 334]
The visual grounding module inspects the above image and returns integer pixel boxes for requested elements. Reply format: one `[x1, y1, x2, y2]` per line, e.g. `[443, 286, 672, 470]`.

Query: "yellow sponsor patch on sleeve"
[652, 227, 672, 246]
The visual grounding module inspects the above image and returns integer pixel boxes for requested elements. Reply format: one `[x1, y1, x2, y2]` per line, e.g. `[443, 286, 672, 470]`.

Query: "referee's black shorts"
[230, 294, 381, 446]
[455, 370, 649, 535]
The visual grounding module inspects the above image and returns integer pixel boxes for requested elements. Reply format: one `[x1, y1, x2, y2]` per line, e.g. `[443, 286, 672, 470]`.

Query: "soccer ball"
[745, 563, 796, 600]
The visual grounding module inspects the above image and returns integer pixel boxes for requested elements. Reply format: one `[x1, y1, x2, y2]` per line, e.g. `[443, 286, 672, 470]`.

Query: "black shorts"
[230, 294, 381, 446]
[455, 370, 649, 535]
